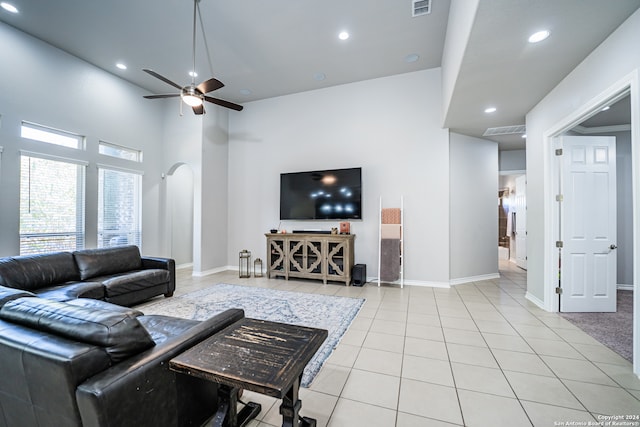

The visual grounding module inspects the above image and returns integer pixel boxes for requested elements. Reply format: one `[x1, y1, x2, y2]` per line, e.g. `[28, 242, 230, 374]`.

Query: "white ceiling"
[1, 0, 639, 151]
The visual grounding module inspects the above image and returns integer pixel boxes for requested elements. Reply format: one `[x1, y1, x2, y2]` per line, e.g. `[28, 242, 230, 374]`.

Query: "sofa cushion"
[73, 245, 142, 280]
[0, 297, 154, 363]
[0, 252, 80, 291]
[97, 269, 171, 298]
[66, 298, 144, 318]
[33, 281, 105, 302]
[0, 285, 35, 308]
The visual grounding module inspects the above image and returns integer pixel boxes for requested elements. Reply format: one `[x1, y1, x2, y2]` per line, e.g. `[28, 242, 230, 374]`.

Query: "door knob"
[609, 244, 618, 250]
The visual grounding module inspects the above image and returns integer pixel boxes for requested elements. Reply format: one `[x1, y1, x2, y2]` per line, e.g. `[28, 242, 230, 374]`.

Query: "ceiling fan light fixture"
[182, 93, 203, 107]
[141, 0, 243, 113]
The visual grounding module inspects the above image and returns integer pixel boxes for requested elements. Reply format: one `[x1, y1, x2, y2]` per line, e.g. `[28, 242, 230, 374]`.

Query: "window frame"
[21, 121, 85, 150]
[98, 140, 142, 162]
[97, 164, 143, 249]
[18, 151, 87, 255]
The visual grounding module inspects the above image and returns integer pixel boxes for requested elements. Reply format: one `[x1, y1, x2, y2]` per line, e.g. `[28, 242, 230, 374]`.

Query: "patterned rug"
[140, 283, 365, 387]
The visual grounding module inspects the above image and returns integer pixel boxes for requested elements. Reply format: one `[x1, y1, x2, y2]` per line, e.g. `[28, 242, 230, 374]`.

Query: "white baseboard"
[525, 291, 547, 310]
[618, 284, 634, 291]
[367, 277, 450, 288]
[450, 273, 500, 286]
[176, 262, 193, 270]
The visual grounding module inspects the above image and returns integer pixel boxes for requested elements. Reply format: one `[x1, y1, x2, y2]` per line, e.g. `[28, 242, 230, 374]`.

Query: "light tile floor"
[165, 261, 640, 426]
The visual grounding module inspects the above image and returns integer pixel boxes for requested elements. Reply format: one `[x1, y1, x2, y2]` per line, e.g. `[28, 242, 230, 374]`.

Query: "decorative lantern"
[254, 258, 263, 277]
[239, 250, 251, 278]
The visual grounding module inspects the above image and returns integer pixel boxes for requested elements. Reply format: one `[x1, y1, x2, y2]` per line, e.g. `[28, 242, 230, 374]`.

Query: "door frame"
[542, 71, 639, 374]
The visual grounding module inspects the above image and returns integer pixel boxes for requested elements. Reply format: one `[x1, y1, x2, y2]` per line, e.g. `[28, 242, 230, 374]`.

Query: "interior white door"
[515, 175, 527, 269]
[560, 135, 617, 312]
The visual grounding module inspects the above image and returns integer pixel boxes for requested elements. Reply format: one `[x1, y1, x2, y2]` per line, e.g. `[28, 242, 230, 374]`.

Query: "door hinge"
[556, 241, 563, 248]
[555, 148, 563, 156]
[555, 286, 563, 294]
[556, 194, 563, 202]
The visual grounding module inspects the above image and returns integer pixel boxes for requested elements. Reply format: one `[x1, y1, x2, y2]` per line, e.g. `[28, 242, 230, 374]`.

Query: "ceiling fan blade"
[204, 95, 244, 111]
[142, 69, 183, 91]
[197, 77, 224, 94]
[192, 104, 205, 115]
[143, 94, 180, 99]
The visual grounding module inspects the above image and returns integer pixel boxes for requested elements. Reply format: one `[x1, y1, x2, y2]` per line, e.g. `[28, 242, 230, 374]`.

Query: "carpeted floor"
[560, 290, 633, 362]
[140, 283, 365, 387]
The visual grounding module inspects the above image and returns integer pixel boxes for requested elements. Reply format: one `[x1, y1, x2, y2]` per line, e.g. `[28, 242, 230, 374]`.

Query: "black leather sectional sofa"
[0, 288, 244, 426]
[0, 245, 174, 306]
[0, 246, 243, 426]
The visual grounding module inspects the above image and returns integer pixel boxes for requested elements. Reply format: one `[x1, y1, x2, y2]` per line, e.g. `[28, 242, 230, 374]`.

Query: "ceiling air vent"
[413, 0, 432, 17]
[483, 125, 526, 136]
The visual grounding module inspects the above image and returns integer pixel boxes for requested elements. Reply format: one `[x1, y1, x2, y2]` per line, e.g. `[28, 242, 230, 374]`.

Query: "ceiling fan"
[142, 0, 243, 113]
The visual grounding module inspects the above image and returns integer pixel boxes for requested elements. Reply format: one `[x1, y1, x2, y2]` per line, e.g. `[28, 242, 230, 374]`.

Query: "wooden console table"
[266, 233, 355, 285]
[170, 318, 327, 427]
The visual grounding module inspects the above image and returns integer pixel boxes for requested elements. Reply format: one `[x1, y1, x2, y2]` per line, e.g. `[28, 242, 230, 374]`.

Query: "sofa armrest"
[141, 257, 175, 297]
[76, 308, 244, 427]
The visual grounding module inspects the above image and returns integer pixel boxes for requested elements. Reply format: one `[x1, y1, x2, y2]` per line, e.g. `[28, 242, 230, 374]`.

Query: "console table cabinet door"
[267, 238, 287, 278]
[265, 234, 354, 285]
[288, 239, 324, 279]
[326, 239, 350, 281]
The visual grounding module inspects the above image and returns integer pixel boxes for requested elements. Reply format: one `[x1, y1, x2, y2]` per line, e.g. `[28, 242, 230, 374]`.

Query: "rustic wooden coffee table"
[170, 317, 328, 427]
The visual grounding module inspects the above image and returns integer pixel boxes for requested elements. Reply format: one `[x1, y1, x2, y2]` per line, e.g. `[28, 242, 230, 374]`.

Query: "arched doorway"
[167, 163, 195, 267]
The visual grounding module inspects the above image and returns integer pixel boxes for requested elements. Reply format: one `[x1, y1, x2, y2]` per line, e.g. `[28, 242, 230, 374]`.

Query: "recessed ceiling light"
[116, 63, 127, 70]
[1, 2, 18, 13]
[484, 107, 497, 113]
[601, 106, 610, 111]
[405, 54, 420, 63]
[528, 30, 550, 43]
[522, 134, 527, 139]
[189, 71, 198, 78]
[314, 72, 326, 81]
[239, 89, 252, 96]
[338, 31, 349, 40]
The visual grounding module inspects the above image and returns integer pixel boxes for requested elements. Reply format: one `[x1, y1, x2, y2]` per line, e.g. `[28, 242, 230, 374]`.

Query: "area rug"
[140, 283, 365, 387]
[560, 290, 633, 362]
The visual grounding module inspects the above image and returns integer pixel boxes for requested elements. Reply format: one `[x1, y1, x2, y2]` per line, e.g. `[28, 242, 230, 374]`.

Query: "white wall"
[616, 131, 634, 287]
[449, 133, 499, 281]
[441, 0, 480, 124]
[158, 101, 230, 274]
[0, 22, 166, 257]
[228, 69, 451, 285]
[589, 130, 633, 287]
[499, 150, 526, 173]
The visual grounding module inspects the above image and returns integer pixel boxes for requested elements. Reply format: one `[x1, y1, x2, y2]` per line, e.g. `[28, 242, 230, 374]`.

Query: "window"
[21, 121, 84, 149]
[98, 167, 142, 248]
[99, 140, 142, 162]
[19, 155, 85, 255]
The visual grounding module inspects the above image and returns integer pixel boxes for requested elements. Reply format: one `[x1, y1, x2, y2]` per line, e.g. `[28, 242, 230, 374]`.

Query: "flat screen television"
[280, 167, 362, 220]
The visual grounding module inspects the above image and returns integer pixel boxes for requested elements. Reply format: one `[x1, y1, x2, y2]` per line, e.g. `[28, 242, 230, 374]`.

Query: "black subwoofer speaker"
[352, 264, 366, 286]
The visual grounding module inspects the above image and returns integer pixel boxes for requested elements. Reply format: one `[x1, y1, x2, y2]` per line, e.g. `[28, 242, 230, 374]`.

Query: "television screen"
[280, 167, 362, 220]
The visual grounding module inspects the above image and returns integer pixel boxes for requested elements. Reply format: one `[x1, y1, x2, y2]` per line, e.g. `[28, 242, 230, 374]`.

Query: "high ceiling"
[1, 0, 639, 150]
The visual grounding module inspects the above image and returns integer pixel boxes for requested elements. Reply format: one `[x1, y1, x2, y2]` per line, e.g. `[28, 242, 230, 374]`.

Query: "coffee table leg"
[210, 384, 261, 427]
[279, 377, 316, 427]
